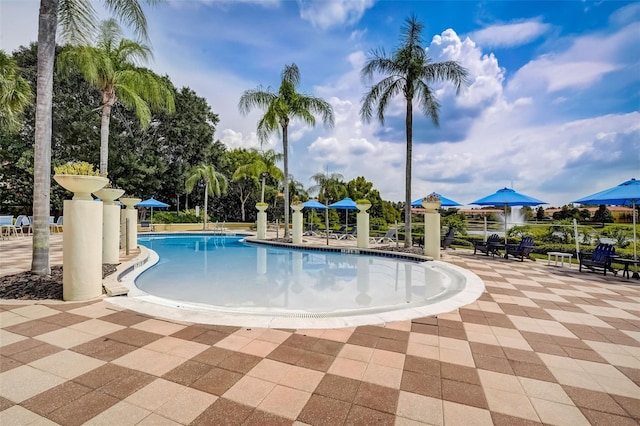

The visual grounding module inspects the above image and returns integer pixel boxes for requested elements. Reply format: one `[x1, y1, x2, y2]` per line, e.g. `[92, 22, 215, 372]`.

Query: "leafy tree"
[309, 172, 346, 205]
[185, 164, 228, 230]
[592, 205, 614, 223]
[238, 63, 334, 238]
[31, 0, 160, 275]
[0, 51, 32, 133]
[360, 15, 468, 247]
[536, 206, 546, 221]
[57, 19, 175, 175]
[232, 149, 284, 205]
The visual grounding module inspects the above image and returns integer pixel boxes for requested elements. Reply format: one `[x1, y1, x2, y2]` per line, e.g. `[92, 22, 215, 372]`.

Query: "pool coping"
[105, 235, 486, 329]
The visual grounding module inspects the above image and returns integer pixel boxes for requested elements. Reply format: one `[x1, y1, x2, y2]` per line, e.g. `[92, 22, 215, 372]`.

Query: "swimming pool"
[115, 234, 484, 327]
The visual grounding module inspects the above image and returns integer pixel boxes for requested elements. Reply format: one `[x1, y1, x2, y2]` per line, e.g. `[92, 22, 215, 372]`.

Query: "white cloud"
[470, 20, 550, 48]
[297, 0, 375, 29]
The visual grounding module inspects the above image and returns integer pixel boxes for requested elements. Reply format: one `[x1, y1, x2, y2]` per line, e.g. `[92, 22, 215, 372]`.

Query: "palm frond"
[58, 0, 97, 45]
[104, 0, 150, 41]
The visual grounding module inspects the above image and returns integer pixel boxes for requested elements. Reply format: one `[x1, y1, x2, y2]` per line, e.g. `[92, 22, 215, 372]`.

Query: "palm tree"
[32, 0, 160, 275]
[360, 15, 468, 247]
[58, 18, 175, 176]
[232, 149, 284, 204]
[185, 164, 228, 230]
[309, 171, 346, 205]
[0, 51, 33, 133]
[238, 63, 334, 239]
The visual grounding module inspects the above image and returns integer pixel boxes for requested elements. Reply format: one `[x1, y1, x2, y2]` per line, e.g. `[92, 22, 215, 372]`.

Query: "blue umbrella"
[471, 188, 547, 244]
[574, 178, 639, 263]
[302, 199, 328, 209]
[136, 197, 170, 222]
[329, 197, 357, 228]
[411, 192, 462, 207]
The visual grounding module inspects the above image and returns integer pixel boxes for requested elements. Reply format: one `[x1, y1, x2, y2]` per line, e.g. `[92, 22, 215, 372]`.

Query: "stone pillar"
[356, 201, 371, 249]
[256, 203, 268, 240]
[63, 199, 104, 301]
[422, 198, 442, 259]
[291, 204, 303, 244]
[119, 198, 141, 250]
[94, 188, 125, 264]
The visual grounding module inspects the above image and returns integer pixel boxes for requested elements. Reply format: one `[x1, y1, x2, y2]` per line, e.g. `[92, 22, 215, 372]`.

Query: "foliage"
[0, 50, 32, 133]
[592, 205, 614, 223]
[360, 15, 468, 247]
[53, 161, 100, 176]
[602, 226, 632, 248]
[152, 210, 199, 224]
[441, 214, 466, 235]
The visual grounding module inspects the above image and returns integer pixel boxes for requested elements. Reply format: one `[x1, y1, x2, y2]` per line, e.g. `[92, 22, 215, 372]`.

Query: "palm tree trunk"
[100, 85, 116, 176]
[31, 0, 58, 275]
[203, 182, 208, 230]
[282, 125, 290, 239]
[404, 99, 413, 248]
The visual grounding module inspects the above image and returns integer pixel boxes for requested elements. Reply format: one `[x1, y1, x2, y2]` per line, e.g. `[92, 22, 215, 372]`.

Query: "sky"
[1, 0, 639, 208]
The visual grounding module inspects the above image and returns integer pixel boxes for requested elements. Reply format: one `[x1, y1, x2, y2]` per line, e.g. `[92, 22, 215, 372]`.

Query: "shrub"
[53, 161, 100, 176]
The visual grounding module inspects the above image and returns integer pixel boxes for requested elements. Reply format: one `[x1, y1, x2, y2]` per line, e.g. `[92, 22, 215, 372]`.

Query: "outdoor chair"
[473, 234, 501, 256]
[374, 228, 397, 244]
[579, 243, 616, 276]
[52, 216, 63, 233]
[505, 237, 535, 261]
[329, 225, 348, 239]
[140, 220, 153, 232]
[440, 227, 455, 250]
[304, 223, 320, 236]
[337, 226, 357, 240]
[0, 216, 17, 239]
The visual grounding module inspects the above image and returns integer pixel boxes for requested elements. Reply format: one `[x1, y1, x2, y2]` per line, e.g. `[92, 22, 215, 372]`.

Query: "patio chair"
[374, 228, 397, 244]
[579, 243, 616, 276]
[440, 227, 455, 250]
[505, 237, 535, 261]
[304, 223, 320, 236]
[329, 225, 348, 239]
[140, 220, 153, 232]
[52, 216, 63, 233]
[473, 234, 501, 256]
[0, 216, 17, 239]
[337, 226, 357, 240]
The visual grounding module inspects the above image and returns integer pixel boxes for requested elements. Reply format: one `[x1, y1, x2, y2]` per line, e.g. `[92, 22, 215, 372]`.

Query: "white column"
[63, 200, 103, 301]
[424, 211, 441, 259]
[256, 204, 267, 240]
[125, 208, 138, 249]
[356, 202, 371, 249]
[102, 204, 120, 263]
[292, 204, 303, 244]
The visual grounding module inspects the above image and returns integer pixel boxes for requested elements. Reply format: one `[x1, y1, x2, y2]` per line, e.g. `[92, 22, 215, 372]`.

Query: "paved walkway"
[1, 234, 639, 425]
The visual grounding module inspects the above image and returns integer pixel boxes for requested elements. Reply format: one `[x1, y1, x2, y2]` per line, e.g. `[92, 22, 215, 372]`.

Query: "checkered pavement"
[1, 241, 639, 425]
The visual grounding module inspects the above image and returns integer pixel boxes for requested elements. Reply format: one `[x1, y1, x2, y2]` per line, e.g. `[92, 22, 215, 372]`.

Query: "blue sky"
[1, 0, 639, 207]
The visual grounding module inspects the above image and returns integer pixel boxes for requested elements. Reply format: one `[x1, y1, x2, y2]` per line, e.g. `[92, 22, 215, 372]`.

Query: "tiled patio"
[1, 235, 639, 425]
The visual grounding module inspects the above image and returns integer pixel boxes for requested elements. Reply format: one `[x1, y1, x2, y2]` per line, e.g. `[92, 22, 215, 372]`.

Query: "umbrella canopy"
[470, 188, 547, 244]
[574, 178, 639, 263]
[302, 199, 328, 209]
[135, 198, 170, 223]
[329, 197, 358, 228]
[411, 192, 462, 207]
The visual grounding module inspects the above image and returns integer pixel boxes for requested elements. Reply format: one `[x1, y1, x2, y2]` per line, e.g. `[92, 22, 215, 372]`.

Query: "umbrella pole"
[633, 201, 638, 278]
[325, 208, 329, 246]
[573, 218, 580, 263]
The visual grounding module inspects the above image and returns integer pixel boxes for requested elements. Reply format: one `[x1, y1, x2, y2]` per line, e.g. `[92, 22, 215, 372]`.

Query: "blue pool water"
[136, 234, 468, 316]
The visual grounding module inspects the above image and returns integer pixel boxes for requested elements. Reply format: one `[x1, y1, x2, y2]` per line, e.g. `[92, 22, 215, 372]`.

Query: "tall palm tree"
[0, 51, 33, 133]
[238, 63, 334, 239]
[32, 0, 160, 275]
[185, 164, 228, 230]
[309, 171, 346, 205]
[232, 149, 284, 204]
[58, 18, 175, 176]
[360, 15, 468, 247]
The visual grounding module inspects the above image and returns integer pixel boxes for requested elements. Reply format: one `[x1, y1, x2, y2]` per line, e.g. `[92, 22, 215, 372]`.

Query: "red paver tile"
[267, 344, 306, 365]
[102, 328, 163, 347]
[5, 319, 62, 337]
[441, 362, 481, 385]
[191, 346, 234, 366]
[46, 389, 119, 426]
[298, 394, 351, 426]
[403, 355, 441, 376]
[191, 366, 243, 396]
[352, 382, 398, 414]
[441, 378, 488, 409]
[70, 337, 138, 361]
[296, 350, 335, 372]
[0, 355, 23, 372]
[491, 411, 544, 425]
[562, 385, 627, 416]
[217, 352, 262, 374]
[344, 404, 395, 425]
[580, 408, 639, 426]
[243, 409, 293, 426]
[7, 341, 62, 363]
[22, 381, 91, 415]
[191, 397, 253, 426]
[99, 311, 149, 326]
[400, 371, 441, 398]
[314, 374, 360, 402]
[162, 360, 212, 386]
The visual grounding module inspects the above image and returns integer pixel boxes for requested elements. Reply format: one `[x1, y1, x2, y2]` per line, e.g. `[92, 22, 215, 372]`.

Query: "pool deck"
[1, 233, 639, 425]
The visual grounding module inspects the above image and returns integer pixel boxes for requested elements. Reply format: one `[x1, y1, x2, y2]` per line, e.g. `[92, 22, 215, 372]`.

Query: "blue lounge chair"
[579, 243, 616, 276]
[505, 237, 535, 261]
[473, 234, 501, 256]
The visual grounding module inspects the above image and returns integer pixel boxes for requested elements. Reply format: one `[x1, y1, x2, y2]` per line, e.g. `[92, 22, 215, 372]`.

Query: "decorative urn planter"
[256, 203, 268, 212]
[291, 202, 303, 212]
[120, 197, 142, 209]
[356, 200, 372, 212]
[93, 188, 125, 205]
[54, 175, 109, 201]
[421, 195, 442, 212]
